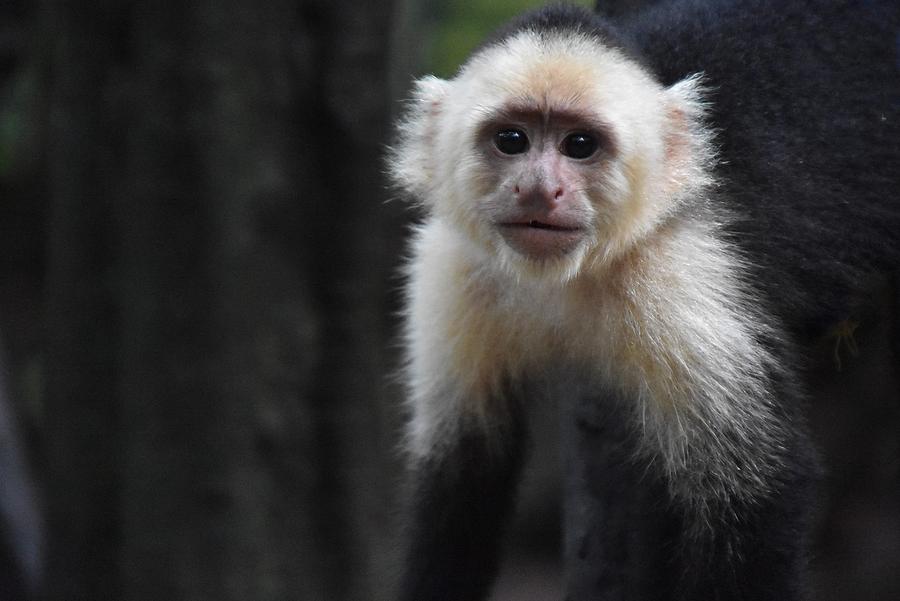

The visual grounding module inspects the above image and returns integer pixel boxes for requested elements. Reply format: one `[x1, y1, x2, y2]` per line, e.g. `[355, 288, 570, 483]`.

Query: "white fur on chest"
[403, 216, 787, 505]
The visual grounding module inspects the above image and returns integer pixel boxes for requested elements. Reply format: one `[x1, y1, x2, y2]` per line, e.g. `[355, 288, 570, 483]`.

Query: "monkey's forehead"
[453, 31, 662, 121]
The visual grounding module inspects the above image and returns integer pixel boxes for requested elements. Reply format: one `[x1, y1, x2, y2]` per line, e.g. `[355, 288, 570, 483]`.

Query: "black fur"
[563, 391, 682, 601]
[398, 411, 527, 601]
[623, 0, 900, 337]
[561, 374, 818, 601]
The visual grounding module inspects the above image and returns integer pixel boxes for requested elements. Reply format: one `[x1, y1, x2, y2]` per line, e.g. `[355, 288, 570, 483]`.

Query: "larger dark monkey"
[388, 1, 900, 599]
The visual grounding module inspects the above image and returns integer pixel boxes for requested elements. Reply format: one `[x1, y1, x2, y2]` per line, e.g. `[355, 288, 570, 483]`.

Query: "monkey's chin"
[493, 226, 590, 284]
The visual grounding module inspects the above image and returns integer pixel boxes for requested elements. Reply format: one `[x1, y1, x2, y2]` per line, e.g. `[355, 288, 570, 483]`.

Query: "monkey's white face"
[474, 105, 609, 263]
[391, 30, 712, 282]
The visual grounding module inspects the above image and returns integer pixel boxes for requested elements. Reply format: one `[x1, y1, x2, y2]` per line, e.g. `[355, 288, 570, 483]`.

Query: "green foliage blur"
[428, 0, 594, 77]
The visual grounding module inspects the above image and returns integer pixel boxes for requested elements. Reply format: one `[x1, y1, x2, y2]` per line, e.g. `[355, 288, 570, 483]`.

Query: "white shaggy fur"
[391, 30, 788, 508]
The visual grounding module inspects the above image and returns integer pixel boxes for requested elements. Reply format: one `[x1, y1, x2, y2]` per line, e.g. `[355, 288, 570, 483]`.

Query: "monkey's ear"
[662, 75, 715, 197]
[388, 76, 452, 200]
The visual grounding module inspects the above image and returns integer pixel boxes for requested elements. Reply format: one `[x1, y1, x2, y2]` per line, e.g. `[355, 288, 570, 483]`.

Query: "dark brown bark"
[39, 1, 405, 600]
[42, 3, 125, 598]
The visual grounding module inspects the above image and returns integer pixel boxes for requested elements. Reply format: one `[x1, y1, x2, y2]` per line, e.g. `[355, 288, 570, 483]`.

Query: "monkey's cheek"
[496, 225, 586, 260]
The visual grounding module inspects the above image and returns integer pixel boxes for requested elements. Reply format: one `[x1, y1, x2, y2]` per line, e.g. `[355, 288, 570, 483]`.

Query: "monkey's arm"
[671, 414, 818, 601]
[398, 409, 525, 601]
[561, 381, 817, 601]
[397, 222, 528, 601]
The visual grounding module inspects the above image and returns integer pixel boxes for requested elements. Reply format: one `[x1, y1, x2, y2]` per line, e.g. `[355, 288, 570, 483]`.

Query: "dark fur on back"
[618, 0, 900, 335]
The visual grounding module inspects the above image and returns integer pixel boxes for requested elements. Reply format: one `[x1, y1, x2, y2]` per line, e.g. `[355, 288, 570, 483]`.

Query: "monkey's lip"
[499, 219, 580, 231]
[496, 220, 584, 258]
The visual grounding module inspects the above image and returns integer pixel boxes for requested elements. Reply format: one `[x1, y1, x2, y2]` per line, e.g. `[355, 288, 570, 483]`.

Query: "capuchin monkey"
[389, 1, 900, 599]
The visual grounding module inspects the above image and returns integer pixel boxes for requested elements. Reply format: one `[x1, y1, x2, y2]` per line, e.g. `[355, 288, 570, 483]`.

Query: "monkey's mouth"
[497, 220, 584, 258]
[513, 220, 577, 231]
[499, 219, 580, 232]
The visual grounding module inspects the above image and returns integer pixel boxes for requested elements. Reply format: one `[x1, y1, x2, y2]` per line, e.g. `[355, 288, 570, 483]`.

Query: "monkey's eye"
[493, 129, 529, 155]
[561, 132, 598, 159]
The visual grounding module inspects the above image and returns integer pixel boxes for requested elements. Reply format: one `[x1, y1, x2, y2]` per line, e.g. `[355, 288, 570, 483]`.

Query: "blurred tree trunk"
[42, 3, 123, 598]
[41, 1, 406, 600]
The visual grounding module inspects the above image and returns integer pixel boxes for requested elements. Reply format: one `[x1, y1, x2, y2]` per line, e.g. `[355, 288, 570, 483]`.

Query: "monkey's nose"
[514, 183, 565, 209]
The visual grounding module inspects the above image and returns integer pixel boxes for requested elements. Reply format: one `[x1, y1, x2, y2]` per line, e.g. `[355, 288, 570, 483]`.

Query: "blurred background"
[0, 1, 897, 600]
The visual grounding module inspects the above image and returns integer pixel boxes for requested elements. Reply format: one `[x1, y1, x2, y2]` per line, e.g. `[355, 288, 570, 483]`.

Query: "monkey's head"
[391, 26, 713, 283]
